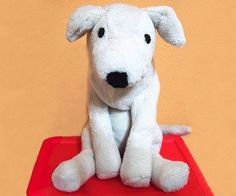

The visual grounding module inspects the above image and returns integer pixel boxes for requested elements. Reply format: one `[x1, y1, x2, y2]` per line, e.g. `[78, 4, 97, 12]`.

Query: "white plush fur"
[52, 3, 190, 193]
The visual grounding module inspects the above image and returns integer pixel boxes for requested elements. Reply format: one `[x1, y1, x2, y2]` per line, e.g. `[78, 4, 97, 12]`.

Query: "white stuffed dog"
[52, 3, 191, 193]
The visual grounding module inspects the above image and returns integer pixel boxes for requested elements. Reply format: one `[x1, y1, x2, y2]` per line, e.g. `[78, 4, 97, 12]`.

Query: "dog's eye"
[98, 27, 105, 38]
[144, 34, 151, 44]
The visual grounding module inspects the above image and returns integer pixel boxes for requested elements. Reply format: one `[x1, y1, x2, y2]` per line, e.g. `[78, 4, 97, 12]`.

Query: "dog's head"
[66, 3, 185, 88]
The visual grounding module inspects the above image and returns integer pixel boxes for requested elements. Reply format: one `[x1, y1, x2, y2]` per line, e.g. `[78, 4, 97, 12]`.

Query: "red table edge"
[27, 136, 214, 196]
[173, 136, 214, 196]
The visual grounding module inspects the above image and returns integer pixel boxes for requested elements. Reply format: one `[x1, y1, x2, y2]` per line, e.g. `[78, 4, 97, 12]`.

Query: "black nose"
[106, 72, 128, 88]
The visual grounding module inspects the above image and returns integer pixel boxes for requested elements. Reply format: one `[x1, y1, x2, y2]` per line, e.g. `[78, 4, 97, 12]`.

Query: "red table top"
[27, 135, 213, 196]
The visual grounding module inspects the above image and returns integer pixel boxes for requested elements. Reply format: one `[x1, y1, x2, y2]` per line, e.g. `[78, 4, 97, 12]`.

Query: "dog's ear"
[144, 6, 186, 47]
[66, 5, 104, 42]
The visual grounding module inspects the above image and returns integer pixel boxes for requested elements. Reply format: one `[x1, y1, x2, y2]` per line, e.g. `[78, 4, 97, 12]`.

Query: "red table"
[27, 135, 213, 196]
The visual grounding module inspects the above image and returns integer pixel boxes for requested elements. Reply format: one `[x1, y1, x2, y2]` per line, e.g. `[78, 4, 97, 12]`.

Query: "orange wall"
[0, 0, 235, 195]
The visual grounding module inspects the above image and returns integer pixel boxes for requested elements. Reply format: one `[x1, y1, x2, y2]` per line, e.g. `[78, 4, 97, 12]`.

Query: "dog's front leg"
[120, 91, 157, 187]
[89, 89, 121, 179]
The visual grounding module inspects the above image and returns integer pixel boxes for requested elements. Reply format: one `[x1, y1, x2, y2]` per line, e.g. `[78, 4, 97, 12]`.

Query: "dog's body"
[52, 3, 190, 193]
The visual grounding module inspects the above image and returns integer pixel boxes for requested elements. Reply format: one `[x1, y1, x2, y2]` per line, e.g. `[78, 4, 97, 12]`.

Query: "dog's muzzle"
[106, 72, 128, 88]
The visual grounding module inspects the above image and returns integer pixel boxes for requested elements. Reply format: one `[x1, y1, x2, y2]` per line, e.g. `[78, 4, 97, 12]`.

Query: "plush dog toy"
[52, 3, 191, 193]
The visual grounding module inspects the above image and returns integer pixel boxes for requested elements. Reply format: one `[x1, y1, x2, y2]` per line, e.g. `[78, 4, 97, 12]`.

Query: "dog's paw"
[120, 165, 151, 187]
[97, 171, 119, 179]
[152, 161, 189, 192]
[95, 155, 121, 179]
[121, 176, 150, 187]
[120, 153, 152, 187]
[52, 160, 81, 192]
